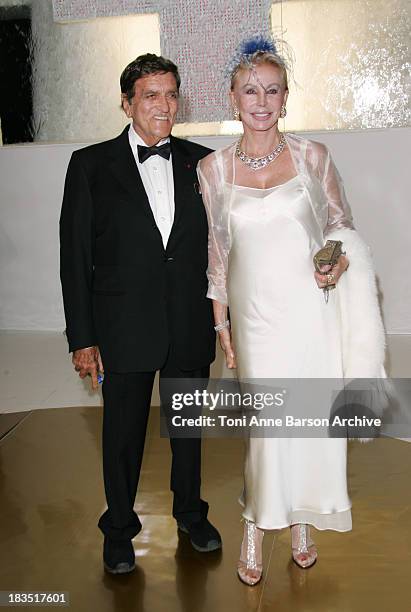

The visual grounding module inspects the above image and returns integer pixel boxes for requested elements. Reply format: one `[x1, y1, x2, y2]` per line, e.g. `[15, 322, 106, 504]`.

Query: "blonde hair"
[230, 51, 289, 91]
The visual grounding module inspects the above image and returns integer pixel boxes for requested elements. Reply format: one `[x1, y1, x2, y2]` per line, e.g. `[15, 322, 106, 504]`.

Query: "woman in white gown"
[198, 39, 385, 585]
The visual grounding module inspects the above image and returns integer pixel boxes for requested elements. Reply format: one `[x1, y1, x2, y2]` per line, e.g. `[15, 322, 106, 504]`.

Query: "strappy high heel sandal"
[237, 519, 264, 586]
[291, 523, 318, 569]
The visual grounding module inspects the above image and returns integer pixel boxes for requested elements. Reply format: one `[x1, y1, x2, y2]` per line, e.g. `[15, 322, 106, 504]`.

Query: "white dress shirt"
[128, 124, 175, 248]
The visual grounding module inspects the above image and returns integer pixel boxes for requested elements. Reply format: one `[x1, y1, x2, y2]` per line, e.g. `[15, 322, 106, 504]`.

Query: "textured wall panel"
[272, 0, 411, 131]
[0, 0, 409, 142]
[161, 0, 273, 122]
[52, 0, 273, 122]
[52, 0, 159, 21]
[20, 0, 159, 142]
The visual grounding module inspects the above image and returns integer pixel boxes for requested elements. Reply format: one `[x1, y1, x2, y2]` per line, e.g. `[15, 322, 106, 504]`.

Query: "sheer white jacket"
[197, 133, 386, 380]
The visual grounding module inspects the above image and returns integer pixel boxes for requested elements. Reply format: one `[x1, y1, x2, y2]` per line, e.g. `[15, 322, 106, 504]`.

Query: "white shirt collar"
[128, 123, 170, 150]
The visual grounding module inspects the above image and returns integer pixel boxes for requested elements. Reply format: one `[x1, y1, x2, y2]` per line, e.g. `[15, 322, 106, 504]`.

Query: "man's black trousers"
[98, 350, 210, 541]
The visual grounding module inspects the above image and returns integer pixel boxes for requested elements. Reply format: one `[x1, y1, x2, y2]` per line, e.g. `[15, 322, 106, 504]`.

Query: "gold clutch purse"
[313, 240, 343, 298]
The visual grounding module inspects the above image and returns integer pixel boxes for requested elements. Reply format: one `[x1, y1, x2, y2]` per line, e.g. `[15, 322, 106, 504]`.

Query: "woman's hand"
[314, 254, 349, 289]
[218, 328, 237, 369]
[212, 299, 236, 368]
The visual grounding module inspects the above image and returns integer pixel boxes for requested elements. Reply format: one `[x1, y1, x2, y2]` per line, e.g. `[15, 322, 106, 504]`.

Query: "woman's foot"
[237, 519, 264, 586]
[290, 523, 317, 568]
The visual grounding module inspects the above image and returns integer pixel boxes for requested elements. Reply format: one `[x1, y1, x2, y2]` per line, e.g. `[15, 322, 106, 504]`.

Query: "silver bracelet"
[214, 320, 230, 332]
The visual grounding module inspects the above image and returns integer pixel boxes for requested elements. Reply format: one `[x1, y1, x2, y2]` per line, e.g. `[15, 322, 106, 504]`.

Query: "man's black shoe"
[103, 536, 135, 574]
[177, 518, 222, 552]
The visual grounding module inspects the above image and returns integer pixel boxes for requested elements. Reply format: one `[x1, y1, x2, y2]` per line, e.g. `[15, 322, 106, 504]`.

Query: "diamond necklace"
[236, 133, 287, 171]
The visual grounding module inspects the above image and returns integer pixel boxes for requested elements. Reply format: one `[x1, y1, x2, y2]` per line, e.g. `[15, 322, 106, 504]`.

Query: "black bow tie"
[137, 142, 171, 163]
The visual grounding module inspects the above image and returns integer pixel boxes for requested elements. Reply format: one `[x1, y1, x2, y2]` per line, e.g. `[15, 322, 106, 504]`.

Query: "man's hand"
[72, 346, 104, 390]
[314, 254, 349, 289]
[218, 328, 237, 369]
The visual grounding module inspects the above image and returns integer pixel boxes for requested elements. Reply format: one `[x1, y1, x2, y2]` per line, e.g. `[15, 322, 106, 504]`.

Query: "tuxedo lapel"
[106, 127, 158, 226]
[169, 137, 193, 244]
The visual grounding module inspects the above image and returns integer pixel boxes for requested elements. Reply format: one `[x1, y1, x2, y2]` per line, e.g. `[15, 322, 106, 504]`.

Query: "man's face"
[122, 71, 179, 146]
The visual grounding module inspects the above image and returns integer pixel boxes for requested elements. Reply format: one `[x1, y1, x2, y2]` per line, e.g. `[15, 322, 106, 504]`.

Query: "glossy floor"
[0, 406, 410, 612]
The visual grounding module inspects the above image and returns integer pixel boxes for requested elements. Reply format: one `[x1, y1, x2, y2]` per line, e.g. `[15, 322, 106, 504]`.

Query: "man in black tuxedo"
[60, 54, 220, 574]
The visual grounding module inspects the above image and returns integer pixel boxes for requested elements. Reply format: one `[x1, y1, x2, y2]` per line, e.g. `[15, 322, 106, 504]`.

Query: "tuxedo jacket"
[60, 126, 215, 372]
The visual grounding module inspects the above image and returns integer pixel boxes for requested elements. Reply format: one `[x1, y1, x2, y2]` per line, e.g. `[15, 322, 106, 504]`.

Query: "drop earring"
[233, 106, 240, 121]
[280, 105, 287, 118]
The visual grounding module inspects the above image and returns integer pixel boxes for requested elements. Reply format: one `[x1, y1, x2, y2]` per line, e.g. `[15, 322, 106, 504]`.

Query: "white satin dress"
[227, 176, 352, 531]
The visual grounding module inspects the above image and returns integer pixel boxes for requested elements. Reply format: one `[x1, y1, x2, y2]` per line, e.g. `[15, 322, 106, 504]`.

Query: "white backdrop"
[0, 127, 410, 334]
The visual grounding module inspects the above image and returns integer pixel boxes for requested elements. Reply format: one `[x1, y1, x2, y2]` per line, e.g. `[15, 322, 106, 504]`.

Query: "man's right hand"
[72, 346, 104, 390]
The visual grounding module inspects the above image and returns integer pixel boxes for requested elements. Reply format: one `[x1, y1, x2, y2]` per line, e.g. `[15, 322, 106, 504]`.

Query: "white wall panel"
[0, 128, 409, 334]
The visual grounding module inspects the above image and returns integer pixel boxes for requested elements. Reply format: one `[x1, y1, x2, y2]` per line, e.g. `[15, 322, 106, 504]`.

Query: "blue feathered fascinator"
[238, 35, 278, 57]
[226, 34, 281, 78]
